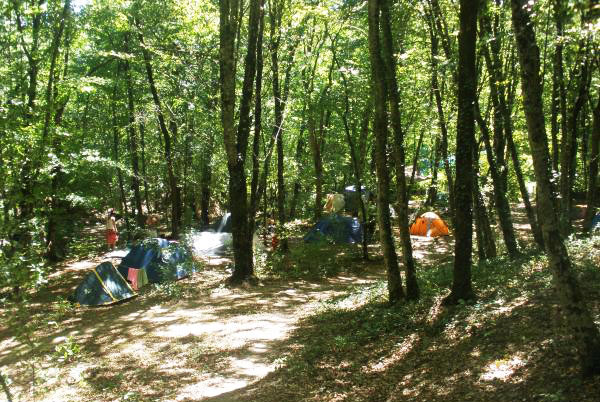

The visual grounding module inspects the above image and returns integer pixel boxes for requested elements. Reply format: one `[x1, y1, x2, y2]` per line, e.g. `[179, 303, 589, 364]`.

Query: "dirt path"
[1, 250, 390, 401]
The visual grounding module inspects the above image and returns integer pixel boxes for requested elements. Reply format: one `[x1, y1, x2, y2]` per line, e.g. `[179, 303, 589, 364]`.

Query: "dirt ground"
[2, 206, 598, 402]
[0, 216, 457, 402]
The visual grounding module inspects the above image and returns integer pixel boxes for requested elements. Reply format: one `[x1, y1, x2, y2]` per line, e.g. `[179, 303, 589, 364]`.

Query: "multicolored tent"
[116, 238, 195, 284]
[409, 212, 449, 237]
[74, 262, 135, 306]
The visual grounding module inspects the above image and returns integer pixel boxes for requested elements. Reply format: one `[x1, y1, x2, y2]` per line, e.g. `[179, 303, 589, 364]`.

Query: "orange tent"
[409, 212, 449, 237]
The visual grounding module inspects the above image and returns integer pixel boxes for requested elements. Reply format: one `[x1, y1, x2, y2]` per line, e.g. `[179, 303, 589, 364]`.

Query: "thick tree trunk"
[219, 0, 260, 284]
[583, 97, 600, 231]
[443, 0, 478, 305]
[511, 0, 600, 376]
[380, 0, 418, 300]
[368, 0, 404, 304]
[475, 102, 520, 258]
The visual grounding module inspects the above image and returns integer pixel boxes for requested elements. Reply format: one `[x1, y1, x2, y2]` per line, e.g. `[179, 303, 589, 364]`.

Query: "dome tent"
[74, 262, 135, 306]
[409, 212, 449, 237]
[117, 238, 196, 284]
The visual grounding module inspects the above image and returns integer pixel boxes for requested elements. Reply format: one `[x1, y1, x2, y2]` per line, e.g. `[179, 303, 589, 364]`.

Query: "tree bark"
[475, 102, 520, 258]
[367, 0, 404, 304]
[334, 54, 369, 261]
[443, 0, 478, 305]
[219, 0, 260, 284]
[583, 96, 600, 231]
[380, 0, 418, 300]
[559, 43, 590, 235]
[124, 52, 144, 227]
[426, 11, 455, 216]
[511, 0, 600, 376]
[137, 23, 181, 237]
[249, 0, 265, 235]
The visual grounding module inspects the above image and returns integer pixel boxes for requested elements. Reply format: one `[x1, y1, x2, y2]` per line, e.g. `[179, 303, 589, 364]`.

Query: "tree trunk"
[443, 0, 478, 305]
[367, 0, 404, 304]
[219, 0, 260, 284]
[112, 85, 130, 235]
[427, 15, 455, 217]
[511, 0, 600, 376]
[559, 43, 590, 235]
[408, 128, 425, 197]
[137, 21, 181, 238]
[124, 53, 144, 227]
[475, 102, 520, 258]
[138, 122, 152, 214]
[335, 55, 369, 261]
[380, 0, 418, 300]
[473, 140, 497, 261]
[249, 0, 265, 235]
[583, 96, 600, 231]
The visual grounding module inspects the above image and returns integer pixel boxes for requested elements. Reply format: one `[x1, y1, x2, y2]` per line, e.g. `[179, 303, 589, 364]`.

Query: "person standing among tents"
[106, 208, 119, 250]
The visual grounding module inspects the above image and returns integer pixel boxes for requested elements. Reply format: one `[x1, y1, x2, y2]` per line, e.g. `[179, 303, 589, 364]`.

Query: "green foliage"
[53, 335, 83, 363]
[256, 240, 361, 279]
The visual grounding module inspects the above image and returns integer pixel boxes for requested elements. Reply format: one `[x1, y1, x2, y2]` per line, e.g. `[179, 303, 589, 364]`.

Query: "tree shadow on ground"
[201, 256, 600, 402]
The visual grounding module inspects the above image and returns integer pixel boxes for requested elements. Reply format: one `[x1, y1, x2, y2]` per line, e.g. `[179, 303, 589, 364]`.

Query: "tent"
[324, 194, 345, 213]
[74, 262, 135, 306]
[343, 186, 373, 215]
[410, 212, 449, 237]
[304, 214, 363, 244]
[117, 238, 196, 285]
[591, 214, 600, 231]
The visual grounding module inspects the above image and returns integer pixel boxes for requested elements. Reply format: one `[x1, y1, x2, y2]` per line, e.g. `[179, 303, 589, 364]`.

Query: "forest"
[1, 0, 599, 401]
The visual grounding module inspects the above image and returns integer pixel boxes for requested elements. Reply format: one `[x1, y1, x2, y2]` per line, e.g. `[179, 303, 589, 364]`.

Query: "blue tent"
[117, 238, 195, 284]
[74, 262, 135, 306]
[304, 214, 363, 244]
[591, 214, 600, 231]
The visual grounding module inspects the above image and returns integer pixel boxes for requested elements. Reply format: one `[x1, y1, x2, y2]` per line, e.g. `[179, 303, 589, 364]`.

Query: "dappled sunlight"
[480, 354, 526, 381]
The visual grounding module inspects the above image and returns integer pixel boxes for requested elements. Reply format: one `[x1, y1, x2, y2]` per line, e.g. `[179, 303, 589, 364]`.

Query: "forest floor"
[1, 206, 600, 402]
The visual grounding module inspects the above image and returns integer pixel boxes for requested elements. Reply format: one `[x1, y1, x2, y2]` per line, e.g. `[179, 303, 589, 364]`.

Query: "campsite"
[1, 0, 600, 401]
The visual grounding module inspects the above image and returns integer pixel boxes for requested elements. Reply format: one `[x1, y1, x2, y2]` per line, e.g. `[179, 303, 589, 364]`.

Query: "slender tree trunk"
[473, 140, 497, 260]
[249, 0, 265, 235]
[367, 0, 404, 304]
[124, 54, 144, 227]
[288, 107, 306, 220]
[511, 0, 600, 376]
[408, 128, 425, 196]
[138, 122, 151, 214]
[426, 137, 441, 207]
[335, 55, 369, 261]
[137, 21, 181, 237]
[380, 0, 418, 300]
[443, 0, 478, 305]
[559, 44, 590, 235]
[583, 96, 600, 231]
[112, 85, 130, 235]
[475, 102, 520, 258]
[427, 18, 455, 217]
